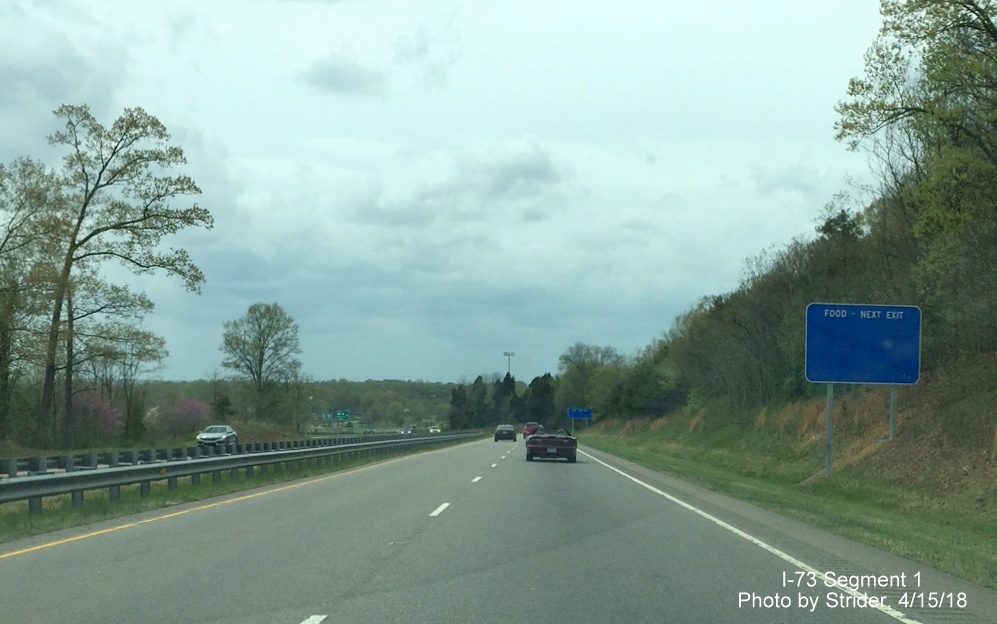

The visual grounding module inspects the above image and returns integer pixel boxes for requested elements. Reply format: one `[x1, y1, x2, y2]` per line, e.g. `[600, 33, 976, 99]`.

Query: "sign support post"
[889, 385, 897, 441]
[825, 384, 834, 477]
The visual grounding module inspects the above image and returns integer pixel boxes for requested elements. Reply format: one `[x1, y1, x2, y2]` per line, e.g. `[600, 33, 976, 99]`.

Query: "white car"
[196, 425, 238, 446]
[428, 426, 441, 434]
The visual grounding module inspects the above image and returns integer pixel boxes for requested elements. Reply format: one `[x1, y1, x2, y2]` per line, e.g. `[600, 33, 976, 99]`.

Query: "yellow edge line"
[0, 453, 412, 560]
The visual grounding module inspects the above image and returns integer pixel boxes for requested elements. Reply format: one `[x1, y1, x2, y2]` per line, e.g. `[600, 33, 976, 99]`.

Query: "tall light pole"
[503, 351, 515, 376]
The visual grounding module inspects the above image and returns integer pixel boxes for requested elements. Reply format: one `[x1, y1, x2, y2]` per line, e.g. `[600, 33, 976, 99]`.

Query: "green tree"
[556, 343, 626, 416]
[467, 375, 488, 428]
[518, 373, 556, 425]
[837, 0, 997, 359]
[490, 372, 516, 423]
[0, 157, 65, 440]
[220, 302, 302, 421]
[447, 384, 468, 429]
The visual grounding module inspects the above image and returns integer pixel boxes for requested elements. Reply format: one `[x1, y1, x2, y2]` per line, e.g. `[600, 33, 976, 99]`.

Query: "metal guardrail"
[0, 433, 479, 514]
[0, 433, 409, 479]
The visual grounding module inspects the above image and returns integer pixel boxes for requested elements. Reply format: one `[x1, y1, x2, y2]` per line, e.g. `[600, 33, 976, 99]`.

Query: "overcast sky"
[0, 0, 884, 383]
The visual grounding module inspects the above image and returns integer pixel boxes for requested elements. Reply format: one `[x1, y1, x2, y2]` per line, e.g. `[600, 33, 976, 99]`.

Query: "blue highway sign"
[805, 303, 921, 384]
[568, 408, 593, 420]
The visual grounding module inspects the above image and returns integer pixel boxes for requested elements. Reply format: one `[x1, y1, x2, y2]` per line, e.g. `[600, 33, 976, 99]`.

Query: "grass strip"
[581, 433, 997, 590]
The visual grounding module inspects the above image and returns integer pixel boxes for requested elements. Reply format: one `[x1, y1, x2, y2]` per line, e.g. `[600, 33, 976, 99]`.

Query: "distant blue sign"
[805, 303, 921, 385]
[568, 408, 593, 420]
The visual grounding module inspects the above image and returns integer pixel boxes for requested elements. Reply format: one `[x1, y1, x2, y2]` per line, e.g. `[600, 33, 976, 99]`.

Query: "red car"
[526, 428, 577, 463]
[523, 422, 541, 437]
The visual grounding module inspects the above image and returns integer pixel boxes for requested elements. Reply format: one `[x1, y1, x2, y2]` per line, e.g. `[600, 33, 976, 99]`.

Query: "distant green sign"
[334, 410, 350, 422]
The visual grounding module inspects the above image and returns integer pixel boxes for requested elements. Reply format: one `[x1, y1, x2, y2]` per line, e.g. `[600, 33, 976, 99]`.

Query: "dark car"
[494, 424, 517, 441]
[526, 428, 577, 462]
[523, 421, 541, 437]
[196, 425, 238, 447]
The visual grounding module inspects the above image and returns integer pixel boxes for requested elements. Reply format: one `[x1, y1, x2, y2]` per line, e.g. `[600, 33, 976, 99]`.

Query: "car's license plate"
[547, 447, 557, 453]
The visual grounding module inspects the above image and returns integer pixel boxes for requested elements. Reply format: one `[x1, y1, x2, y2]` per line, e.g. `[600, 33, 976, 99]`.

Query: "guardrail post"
[65, 455, 84, 507]
[191, 472, 200, 486]
[229, 466, 238, 479]
[245, 464, 254, 477]
[28, 497, 42, 515]
[168, 475, 177, 491]
[212, 469, 221, 483]
[109, 451, 119, 467]
[4, 458, 15, 478]
[29, 456, 48, 475]
[85, 453, 98, 469]
[140, 481, 150, 497]
[109, 484, 120, 502]
[260, 462, 268, 475]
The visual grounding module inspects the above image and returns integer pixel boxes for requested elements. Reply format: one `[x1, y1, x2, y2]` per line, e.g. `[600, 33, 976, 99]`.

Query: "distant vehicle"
[196, 425, 238, 447]
[494, 424, 517, 441]
[523, 422, 541, 437]
[526, 428, 577, 462]
[428, 426, 441, 433]
[401, 426, 413, 434]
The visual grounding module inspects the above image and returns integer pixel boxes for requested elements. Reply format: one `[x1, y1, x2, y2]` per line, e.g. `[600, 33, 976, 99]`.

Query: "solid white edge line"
[300, 616, 327, 624]
[430, 502, 451, 517]
[472, 476, 483, 482]
[580, 450, 926, 624]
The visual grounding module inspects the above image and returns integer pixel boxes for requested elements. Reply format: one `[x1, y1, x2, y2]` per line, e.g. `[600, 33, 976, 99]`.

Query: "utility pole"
[503, 351, 515, 376]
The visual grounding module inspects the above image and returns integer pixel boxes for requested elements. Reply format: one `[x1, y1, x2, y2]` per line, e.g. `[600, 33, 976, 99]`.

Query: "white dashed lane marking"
[430, 503, 451, 517]
[472, 476, 482, 483]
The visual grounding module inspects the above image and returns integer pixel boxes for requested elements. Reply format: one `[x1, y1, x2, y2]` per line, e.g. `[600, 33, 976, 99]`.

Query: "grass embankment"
[581, 376, 997, 590]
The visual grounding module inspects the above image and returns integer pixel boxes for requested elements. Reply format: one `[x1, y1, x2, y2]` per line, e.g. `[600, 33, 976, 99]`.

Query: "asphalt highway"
[2, 438, 995, 623]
